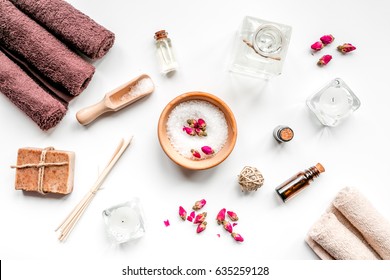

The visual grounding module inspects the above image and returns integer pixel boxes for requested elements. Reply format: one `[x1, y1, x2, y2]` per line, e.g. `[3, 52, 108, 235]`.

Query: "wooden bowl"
[158, 92, 237, 170]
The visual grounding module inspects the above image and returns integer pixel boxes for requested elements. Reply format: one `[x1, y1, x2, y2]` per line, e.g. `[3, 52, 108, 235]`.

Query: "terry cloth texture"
[306, 187, 390, 260]
[9, 0, 115, 59]
[0, 0, 95, 96]
[0, 50, 67, 130]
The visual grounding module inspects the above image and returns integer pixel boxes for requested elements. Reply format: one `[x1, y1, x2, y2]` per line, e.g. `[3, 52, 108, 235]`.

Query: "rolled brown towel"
[0, 50, 67, 130]
[9, 0, 115, 59]
[0, 0, 95, 96]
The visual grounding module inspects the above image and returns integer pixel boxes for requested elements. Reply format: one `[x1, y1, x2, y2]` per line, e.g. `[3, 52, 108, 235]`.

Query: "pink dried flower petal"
[196, 221, 207, 233]
[201, 146, 214, 155]
[194, 212, 207, 224]
[227, 211, 239, 221]
[320, 34, 334, 45]
[222, 220, 233, 233]
[337, 43, 356, 53]
[192, 199, 207, 211]
[191, 149, 201, 159]
[232, 222, 238, 227]
[217, 234, 221, 238]
[197, 118, 206, 129]
[164, 220, 170, 227]
[183, 126, 195, 136]
[216, 208, 226, 225]
[179, 206, 187, 221]
[311, 41, 324, 51]
[187, 211, 195, 222]
[317, 54, 332, 66]
[231, 232, 244, 242]
[187, 119, 198, 128]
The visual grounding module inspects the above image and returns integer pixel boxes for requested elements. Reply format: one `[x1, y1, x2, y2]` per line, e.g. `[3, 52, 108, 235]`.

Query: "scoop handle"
[76, 100, 111, 125]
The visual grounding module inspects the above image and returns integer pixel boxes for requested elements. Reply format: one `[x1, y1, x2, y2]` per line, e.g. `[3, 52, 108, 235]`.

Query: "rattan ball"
[238, 166, 264, 192]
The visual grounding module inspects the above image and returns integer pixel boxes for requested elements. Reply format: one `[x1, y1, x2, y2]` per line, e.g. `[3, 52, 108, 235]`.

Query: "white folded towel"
[306, 187, 389, 260]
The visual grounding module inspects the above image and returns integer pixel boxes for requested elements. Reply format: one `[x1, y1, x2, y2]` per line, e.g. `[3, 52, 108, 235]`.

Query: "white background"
[1, 0, 390, 278]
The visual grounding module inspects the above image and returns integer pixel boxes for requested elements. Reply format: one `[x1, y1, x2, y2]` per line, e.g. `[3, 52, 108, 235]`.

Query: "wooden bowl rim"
[157, 91, 237, 170]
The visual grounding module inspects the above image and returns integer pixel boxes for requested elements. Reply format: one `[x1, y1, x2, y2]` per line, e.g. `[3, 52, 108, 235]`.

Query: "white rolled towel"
[333, 187, 390, 259]
[307, 212, 380, 260]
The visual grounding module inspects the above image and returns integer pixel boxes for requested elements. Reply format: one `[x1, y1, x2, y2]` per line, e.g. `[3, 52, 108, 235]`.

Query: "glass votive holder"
[229, 16, 292, 79]
[306, 78, 361, 127]
[102, 198, 145, 244]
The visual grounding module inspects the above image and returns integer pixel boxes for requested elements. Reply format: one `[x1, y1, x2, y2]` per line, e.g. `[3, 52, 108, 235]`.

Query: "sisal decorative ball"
[238, 166, 264, 192]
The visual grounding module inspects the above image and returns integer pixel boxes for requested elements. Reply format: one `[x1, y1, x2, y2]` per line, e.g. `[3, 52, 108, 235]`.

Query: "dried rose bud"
[187, 211, 195, 222]
[227, 211, 239, 222]
[320, 34, 334, 45]
[197, 118, 206, 129]
[201, 146, 214, 155]
[187, 119, 198, 128]
[192, 199, 207, 211]
[179, 206, 187, 221]
[183, 126, 195, 136]
[317, 54, 332, 66]
[231, 232, 244, 242]
[196, 221, 207, 233]
[311, 41, 324, 51]
[216, 208, 226, 225]
[191, 149, 201, 159]
[337, 43, 356, 53]
[222, 220, 233, 233]
[194, 212, 207, 224]
[195, 128, 207, 137]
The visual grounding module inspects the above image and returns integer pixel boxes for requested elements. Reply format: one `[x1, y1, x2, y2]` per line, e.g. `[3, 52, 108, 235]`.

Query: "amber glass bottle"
[275, 163, 325, 202]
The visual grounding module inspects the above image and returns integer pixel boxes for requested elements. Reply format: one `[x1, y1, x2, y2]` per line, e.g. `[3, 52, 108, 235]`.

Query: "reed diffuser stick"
[56, 137, 133, 241]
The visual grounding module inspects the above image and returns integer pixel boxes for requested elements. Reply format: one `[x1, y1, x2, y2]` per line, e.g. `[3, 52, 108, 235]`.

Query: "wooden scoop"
[76, 74, 154, 125]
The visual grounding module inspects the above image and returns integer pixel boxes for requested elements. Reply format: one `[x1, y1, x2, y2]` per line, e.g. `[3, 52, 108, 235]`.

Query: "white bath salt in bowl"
[158, 92, 237, 170]
[166, 100, 228, 159]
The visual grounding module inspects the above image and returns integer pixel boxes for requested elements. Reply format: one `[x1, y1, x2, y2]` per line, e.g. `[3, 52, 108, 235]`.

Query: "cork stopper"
[279, 127, 294, 141]
[315, 163, 325, 173]
[274, 125, 294, 142]
[154, 30, 168, 40]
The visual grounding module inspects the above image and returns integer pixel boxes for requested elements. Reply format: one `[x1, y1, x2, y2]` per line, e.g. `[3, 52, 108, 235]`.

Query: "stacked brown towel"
[306, 187, 390, 260]
[0, 0, 115, 130]
[0, 50, 67, 130]
[0, 0, 95, 96]
[9, 0, 115, 59]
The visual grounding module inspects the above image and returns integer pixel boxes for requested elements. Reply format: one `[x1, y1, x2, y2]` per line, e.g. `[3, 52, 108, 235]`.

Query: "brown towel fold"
[0, 50, 67, 130]
[9, 0, 115, 59]
[0, 0, 95, 96]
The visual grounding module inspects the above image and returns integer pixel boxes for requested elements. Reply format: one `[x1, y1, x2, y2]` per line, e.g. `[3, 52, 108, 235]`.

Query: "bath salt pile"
[120, 77, 154, 101]
[166, 100, 228, 159]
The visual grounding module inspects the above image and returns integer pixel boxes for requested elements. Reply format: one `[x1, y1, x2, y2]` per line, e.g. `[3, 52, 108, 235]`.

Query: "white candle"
[103, 203, 144, 243]
[319, 87, 352, 117]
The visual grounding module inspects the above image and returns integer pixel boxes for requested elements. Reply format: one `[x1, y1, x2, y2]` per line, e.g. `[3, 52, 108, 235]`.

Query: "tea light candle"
[318, 87, 352, 117]
[103, 200, 145, 244]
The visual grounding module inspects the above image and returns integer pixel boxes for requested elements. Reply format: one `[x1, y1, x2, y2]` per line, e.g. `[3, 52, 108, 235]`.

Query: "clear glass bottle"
[230, 16, 292, 79]
[154, 30, 178, 74]
[275, 163, 325, 202]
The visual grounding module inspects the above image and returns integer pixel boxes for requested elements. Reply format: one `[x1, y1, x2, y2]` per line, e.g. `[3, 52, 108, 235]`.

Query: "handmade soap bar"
[13, 147, 75, 195]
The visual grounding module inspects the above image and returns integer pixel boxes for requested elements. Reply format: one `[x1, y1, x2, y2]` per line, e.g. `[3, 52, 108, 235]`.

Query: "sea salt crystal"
[120, 77, 154, 102]
[166, 100, 228, 159]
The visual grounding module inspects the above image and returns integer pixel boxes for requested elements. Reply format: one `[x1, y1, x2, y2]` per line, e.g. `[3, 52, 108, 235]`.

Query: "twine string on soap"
[55, 137, 133, 242]
[11, 147, 68, 195]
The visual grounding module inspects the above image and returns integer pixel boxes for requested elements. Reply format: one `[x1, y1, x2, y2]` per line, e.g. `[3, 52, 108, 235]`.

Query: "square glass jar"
[102, 198, 145, 244]
[306, 78, 361, 126]
[229, 16, 292, 79]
